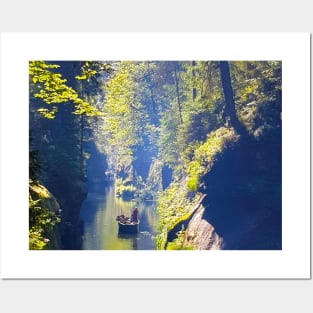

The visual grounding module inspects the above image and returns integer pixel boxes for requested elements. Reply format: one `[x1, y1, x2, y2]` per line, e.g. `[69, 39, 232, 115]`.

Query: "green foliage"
[28, 60, 281, 250]
[29, 195, 61, 250]
[156, 61, 281, 250]
[156, 181, 202, 249]
[166, 226, 193, 250]
[75, 61, 111, 80]
[75, 61, 96, 80]
[157, 61, 225, 171]
[95, 61, 161, 181]
[98, 62, 142, 173]
[186, 127, 239, 191]
[29, 229, 47, 250]
[186, 160, 200, 191]
[229, 61, 282, 134]
[157, 107, 181, 168]
[29, 61, 102, 117]
[156, 127, 240, 249]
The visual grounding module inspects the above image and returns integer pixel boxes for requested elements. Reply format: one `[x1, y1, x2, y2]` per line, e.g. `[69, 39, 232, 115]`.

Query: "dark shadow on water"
[117, 232, 139, 250]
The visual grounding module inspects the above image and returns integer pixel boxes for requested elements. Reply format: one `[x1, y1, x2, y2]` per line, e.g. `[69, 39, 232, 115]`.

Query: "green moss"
[30, 183, 51, 199]
[156, 180, 202, 249]
[186, 127, 239, 191]
[187, 176, 198, 192]
[186, 159, 200, 191]
[29, 229, 46, 250]
[29, 182, 61, 250]
[156, 127, 240, 250]
[166, 227, 194, 250]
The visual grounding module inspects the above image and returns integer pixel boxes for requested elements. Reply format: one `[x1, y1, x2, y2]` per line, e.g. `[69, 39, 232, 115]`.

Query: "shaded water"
[79, 183, 157, 250]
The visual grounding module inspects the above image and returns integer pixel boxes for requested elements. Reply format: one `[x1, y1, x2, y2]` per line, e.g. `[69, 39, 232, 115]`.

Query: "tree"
[29, 61, 104, 118]
[173, 62, 183, 124]
[29, 61, 111, 249]
[219, 61, 248, 136]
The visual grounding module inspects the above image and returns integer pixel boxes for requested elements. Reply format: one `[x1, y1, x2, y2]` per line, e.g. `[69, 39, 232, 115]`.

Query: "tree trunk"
[192, 61, 197, 100]
[80, 77, 85, 173]
[80, 114, 84, 173]
[147, 62, 158, 126]
[219, 61, 247, 136]
[173, 63, 183, 124]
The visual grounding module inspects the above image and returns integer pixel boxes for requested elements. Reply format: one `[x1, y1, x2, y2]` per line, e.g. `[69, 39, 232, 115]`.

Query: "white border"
[0, 33, 310, 279]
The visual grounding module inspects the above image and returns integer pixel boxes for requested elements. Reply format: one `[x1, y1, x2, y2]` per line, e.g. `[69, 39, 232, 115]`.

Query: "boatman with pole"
[131, 207, 139, 223]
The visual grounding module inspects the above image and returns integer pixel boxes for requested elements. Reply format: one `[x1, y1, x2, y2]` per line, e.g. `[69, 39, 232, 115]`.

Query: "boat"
[116, 215, 140, 234]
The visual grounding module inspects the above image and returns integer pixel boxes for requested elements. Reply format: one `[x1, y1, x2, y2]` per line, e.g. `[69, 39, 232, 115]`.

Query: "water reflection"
[117, 232, 138, 250]
[79, 183, 157, 250]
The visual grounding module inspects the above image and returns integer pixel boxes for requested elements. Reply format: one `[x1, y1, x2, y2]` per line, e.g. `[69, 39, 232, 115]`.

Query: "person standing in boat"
[131, 207, 139, 223]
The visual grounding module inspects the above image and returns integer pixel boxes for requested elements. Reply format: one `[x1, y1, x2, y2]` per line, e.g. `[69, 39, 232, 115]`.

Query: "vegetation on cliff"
[29, 181, 61, 249]
[29, 60, 281, 250]
[154, 61, 281, 249]
[29, 61, 110, 249]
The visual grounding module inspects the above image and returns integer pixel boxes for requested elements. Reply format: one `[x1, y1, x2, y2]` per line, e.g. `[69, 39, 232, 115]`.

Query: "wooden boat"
[116, 215, 139, 234]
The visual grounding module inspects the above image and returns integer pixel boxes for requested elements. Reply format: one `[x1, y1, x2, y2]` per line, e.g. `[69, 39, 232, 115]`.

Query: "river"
[79, 183, 157, 250]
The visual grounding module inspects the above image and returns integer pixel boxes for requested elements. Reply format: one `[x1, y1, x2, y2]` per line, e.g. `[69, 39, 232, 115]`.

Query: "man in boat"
[130, 207, 139, 223]
[116, 214, 129, 224]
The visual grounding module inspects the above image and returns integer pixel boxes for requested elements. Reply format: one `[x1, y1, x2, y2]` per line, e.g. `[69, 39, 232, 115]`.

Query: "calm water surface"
[79, 184, 157, 250]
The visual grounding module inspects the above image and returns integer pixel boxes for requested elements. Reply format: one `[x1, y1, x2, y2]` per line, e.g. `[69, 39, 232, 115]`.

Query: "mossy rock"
[29, 181, 60, 214]
[29, 181, 61, 249]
